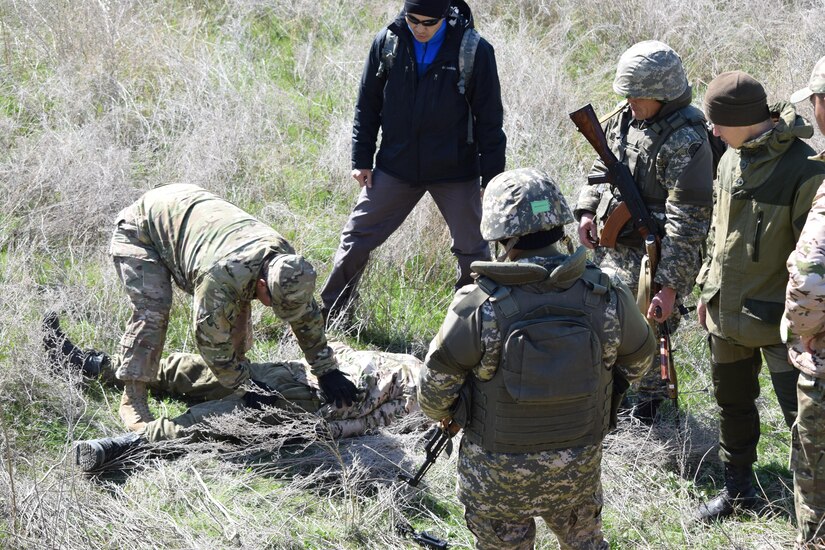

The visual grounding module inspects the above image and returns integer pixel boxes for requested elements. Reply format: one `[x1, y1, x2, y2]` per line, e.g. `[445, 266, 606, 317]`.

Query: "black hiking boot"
[74, 432, 145, 472]
[696, 463, 760, 521]
[632, 397, 662, 425]
[43, 312, 110, 378]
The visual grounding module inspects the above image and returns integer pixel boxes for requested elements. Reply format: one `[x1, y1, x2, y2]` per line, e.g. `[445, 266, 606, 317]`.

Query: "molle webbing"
[463, 265, 613, 453]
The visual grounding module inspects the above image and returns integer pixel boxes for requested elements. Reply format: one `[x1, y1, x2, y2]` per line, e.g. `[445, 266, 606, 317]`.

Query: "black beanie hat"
[404, 0, 451, 18]
[704, 71, 770, 127]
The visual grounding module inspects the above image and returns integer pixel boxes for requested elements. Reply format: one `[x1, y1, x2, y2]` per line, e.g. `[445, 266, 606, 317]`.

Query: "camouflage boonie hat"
[267, 254, 317, 307]
[790, 56, 825, 104]
[480, 168, 574, 242]
[613, 40, 688, 101]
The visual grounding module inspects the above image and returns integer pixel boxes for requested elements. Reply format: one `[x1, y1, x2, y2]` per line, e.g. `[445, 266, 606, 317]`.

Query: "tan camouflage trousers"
[792, 372, 825, 547]
[458, 439, 608, 550]
[107, 344, 422, 443]
[110, 208, 174, 383]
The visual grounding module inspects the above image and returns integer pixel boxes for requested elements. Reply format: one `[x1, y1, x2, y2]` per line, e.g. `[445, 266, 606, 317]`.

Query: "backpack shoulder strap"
[376, 29, 399, 80]
[457, 28, 480, 96]
[457, 28, 481, 145]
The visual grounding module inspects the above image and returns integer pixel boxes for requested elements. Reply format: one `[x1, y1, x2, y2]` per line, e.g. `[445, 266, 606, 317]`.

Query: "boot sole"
[75, 441, 104, 471]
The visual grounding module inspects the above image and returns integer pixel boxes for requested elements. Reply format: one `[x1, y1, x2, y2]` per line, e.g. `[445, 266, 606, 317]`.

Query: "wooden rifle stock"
[645, 234, 678, 406]
[599, 202, 631, 248]
[569, 104, 657, 244]
[569, 104, 616, 164]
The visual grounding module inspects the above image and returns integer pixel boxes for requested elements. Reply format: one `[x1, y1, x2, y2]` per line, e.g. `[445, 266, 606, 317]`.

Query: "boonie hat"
[790, 56, 825, 104]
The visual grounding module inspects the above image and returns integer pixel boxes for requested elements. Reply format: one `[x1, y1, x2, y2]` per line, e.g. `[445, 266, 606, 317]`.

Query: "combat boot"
[42, 312, 110, 378]
[74, 432, 145, 472]
[632, 397, 663, 425]
[120, 381, 154, 431]
[696, 463, 760, 521]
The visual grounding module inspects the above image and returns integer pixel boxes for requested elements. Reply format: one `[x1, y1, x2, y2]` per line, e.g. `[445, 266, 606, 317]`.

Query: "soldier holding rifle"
[574, 40, 714, 422]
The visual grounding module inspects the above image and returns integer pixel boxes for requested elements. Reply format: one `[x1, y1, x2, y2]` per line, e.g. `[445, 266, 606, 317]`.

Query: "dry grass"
[0, 0, 823, 547]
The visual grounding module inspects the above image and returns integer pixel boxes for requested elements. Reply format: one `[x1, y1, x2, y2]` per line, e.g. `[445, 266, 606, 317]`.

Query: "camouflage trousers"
[107, 343, 421, 443]
[598, 244, 680, 402]
[792, 372, 825, 547]
[110, 207, 174, 383]
[458, 439, 608, 550]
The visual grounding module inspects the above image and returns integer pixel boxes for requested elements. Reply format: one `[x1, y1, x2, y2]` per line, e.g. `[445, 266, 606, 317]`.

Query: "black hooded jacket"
[351, 2, 506, 186]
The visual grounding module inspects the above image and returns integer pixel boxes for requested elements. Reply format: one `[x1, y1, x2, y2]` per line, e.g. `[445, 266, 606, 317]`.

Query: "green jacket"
[697, 103, 825, 347]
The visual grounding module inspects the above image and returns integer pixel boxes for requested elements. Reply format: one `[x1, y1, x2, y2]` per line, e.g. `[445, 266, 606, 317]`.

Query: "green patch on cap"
[531, 199, 550, 214]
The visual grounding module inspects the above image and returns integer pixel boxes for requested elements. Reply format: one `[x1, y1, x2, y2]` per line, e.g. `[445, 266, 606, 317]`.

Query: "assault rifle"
[569, 103, 658, 247]
[398, 423, 454, 488]
[570, 104, 678, 407]
[396, 521, 450, 550]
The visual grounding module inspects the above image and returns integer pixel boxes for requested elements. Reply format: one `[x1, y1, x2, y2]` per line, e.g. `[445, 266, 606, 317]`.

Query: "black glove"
[317, 369, 358, 408]
[242, 379, 281, 410]
[609, 370, 631, 431]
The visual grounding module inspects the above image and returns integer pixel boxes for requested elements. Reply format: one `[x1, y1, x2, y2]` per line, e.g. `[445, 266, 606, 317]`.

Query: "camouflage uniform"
[419, 169, 655, 550]
[575, 41, 713, 403]
[785, 57, 825, 548]
[103, 342, 420, 442]
[109, 183, 337, 390]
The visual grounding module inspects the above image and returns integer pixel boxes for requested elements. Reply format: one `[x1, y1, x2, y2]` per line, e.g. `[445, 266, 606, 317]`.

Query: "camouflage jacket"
[784, 153, 825, 379]
[417, 246, 655, 422]
[698, 103, 825, 347]
[114, 183, 336, 388]
[575, 97, 713, 297]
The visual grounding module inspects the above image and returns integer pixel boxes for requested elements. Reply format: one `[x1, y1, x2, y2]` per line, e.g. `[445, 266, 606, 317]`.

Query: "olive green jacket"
[697, 103, 825, 347]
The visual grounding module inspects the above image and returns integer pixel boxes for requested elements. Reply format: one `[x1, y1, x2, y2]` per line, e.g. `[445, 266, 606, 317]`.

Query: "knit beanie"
[704, 71, 770, 127]
[404, 0, 451, 18]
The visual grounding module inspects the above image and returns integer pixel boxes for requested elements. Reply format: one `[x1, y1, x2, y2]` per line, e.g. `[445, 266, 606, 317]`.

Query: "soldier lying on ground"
[44, 316, 422, 471]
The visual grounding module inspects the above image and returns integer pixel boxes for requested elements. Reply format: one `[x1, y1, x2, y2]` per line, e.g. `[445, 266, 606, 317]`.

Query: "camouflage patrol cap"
[790, 56, 825, 104]
[480, 168, 573, 242]
[613, 40, 688, 101]
[267, 254, 317, 307]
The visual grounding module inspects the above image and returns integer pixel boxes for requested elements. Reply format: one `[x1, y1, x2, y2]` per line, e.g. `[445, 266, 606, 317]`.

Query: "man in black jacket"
[320, 0, 506, 322]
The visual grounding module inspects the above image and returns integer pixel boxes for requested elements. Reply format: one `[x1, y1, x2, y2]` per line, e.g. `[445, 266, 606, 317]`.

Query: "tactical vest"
[609, 104, 708, 205]
[458, 263, 614, 453]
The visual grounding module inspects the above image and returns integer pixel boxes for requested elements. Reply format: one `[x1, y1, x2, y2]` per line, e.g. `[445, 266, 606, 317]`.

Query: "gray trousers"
[320, 169, 489, 313]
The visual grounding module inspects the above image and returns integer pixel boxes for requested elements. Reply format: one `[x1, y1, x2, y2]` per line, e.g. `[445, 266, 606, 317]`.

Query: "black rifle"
[398, 423, 454, 487]
[396, 521, 450, 550]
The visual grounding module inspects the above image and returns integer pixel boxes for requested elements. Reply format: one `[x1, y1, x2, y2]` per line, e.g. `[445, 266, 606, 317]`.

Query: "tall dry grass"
[0, 0, 823, 547]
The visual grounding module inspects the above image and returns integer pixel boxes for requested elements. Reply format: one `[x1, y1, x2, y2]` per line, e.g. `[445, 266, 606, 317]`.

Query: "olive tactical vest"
[458, 263, 614, 453]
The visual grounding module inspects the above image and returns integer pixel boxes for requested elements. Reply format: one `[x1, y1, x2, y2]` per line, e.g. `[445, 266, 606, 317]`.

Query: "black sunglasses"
[405, 13, 442, 27]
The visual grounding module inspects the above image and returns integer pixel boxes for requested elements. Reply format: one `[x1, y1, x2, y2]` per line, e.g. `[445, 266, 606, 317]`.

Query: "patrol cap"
[481, 168, 573, 242]
[613, 40, 688, 102]
[267, 254, 317, 308]
[790, 56, 825, 104]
